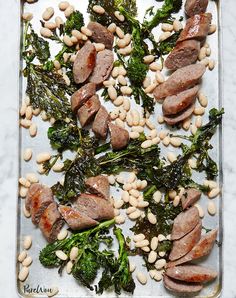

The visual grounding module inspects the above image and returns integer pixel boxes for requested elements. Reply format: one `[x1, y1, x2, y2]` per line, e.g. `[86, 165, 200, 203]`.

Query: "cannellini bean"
[191, 125, 198, 135]
[137, 200, 149, 208]
[63, 35, 73, 47]
[153, 191, 162, 203]
[26, 173, 38, 183]
[145, 83, 157, 94]
[114, 199, 124, 209]
[152, 137, 160, 145]
[126, 113, 133, 126]
[159, 31, 171, 41]
[131, 110, 140, 126]
[169, 190, 177, 199]
[40, 27, 53, 38]
[114, 209, 120, 216]
[123, 183, 132, 191]
[129, 210, 141, 220]
[18, 266, 29, 282]
[148, 251, 158, 263]
[170, 137, 182, 147]
[173, 19, 183, 32]
[159, 130, 168, 140]
[141, 140, 153, 149]
[120, 86, 132, 95]
[208, 187, 221, 198]
[162, 136, 170, 146]
[47, 287, 59, 297]
[107, 23, 117, 33]
[206, 180, 218, 189]
[123, 98, 131, 111]
[117, 38, 127, 48]
[116, 27, 124, 39]
[56, 250, 68, 261]
[208, 201, 217, 215]
[182, 117, 191, 130]
[108, 175, 115, 185]
[129, 196, 138, 207]
[162, 23, 173, 32]
[19, 177, 30, 188]
[140, 180, 148, 189]
[64, 5, 74, 18]
[154, 271, 163, 281]
[122, 191, 130, 202]
[126, 206, 137, 215]
[55, 16, 64, 28]
[108, 85, 117, 101]
[81, 26, 92, 36]
[53, 60, 61, 70]
[123, 34, 131, 45]
[110, 110, 119, 120]
[103, 79, 116, 87]
[22, 12, 33, 21]
[195, 203, 205, 218]
[146, 119, 155, 130]
[157, 115, 164, 124]
[20, 101, 27, 116]
[198, 92, 208, 107]
[45, 22, 57, 30]
[195, 116, 202, 128]
[194, 106, 205, 116]
[148, 212, 157, 225]
[116, 175, 124, 184]
[129, 189, 140, 198]
[135, 239, 149, 248]
[22, 256, 33, 267]
[143, 55, 155, 64]
[198, 47, 206, 61]
[18, 250, 27, 262]
[117, 75, 127, 86]
[66, 261, 73, 274]
[143, 76, 151, 89]
[23, 235, 32, 250]
[159, 251, 166, 257]
[167, 152, 177, 163]
[59, 1, 69, 11]
[20, 119, 32, 128]
[92, 5, 105, 14]
[139, 118, 146, 126]
[158, 234, 166, 242]
[72, 29, 82, 40]
[188, 159, 197, 169]
[114, 10, 125, 22]
[132, 126, 144, 133]
[155, 71, 165, 83]
[151, 237, 158, 251]
[42, 7, 54, 21]
[141, 246, 150, 252]
[147, 129, 157, 140]
[209, 24, 217, 34]
[136, 272, 147, 285]
[149, 62, 162, 71]
[112, 67, 119, 78]
[133, 234, 145, 242]
[115, 215, 126, 224]
[37, 164, 46, 174]
[52, 162, 64, 172]
[208, 59, 215, 70]
[129, 262, 136, 272]
[20, 186, 28, 198]
[127, 172, 136, 183]
[200, 57, 209, 66]
[155, 259, 166, 270]
[29, 123, 37, 137]
[173, 195, 180, 207]
[23, 204, 31, 218]
[70, 247, 79, 261]
[70, 36, 78, 44]
[94, 43, 105, 52]
[36, 152, 51, 164]
[114, 96, 124, 107]
[57, 229, 68, 241]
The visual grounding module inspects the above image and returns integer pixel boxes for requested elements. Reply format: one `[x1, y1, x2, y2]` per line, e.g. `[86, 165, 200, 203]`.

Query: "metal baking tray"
[16, 0, 223, 297]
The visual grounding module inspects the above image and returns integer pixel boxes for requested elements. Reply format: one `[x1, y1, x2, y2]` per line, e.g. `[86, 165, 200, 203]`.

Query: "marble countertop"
[0, 0, 235, 297]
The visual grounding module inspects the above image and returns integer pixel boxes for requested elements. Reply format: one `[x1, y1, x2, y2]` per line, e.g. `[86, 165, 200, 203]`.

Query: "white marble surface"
[0, 0, 235, 297]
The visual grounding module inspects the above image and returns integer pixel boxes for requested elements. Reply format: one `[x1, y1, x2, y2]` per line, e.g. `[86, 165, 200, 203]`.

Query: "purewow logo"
[23, 284, 54, 295]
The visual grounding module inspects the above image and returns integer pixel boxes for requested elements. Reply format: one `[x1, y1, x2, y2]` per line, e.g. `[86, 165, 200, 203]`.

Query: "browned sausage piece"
[181, 188, 202, 210]
[26, 183, 54, 225]
[85, 175, 110, 199]
[87, 22, 114, 50]
[169, 221, 202, 261]
[39, 202, 64, 243]
[163, 275, 203, 294]
[77, 95, 101, 127]
[89, 49, 114, 86]
[92, 106, 110, 139]
[71, 83, 96, 113]
[108, 123, 130, 150]
[164, 103, 195, 125]
[153, 64, 206, 100]
[171, 206, 200, 240]
[167, 229, 218, 267]
[162, 85, 199, 116]
[74, 193, 114, 221]
[165, 40, 200, 70]
[59, 205, 98, 231]
[185, 0, 209, 17]
[73, 42, 96, 84]
[166, 265, 217, 283]
[177, 13, 212, 44]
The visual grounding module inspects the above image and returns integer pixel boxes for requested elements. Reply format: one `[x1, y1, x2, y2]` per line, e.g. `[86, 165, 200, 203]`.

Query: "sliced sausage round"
[108, 123, 129, 150]
[71, 83, 96, 113]
[85, 175, 110, 199]
[153, 64, 206, 100]
[185, 0, 209, 17]
[162, 85, 199, 116]
[73, 42, 96, 84]
[163, 275, 203, 294]
[89, 49, 114, 86]
[165, 40, 200, 70]
[77, 95, 101, 127]
[87, 22, 114, 50]
[92, 106, 110, 139]
[177, 13, 212, 44]
[164, 103, 195, 125]
[166, 265, 217, 283]
[181, 188, 202, 210]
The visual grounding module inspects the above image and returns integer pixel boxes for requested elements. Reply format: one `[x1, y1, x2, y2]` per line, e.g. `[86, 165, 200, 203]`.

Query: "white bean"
[94, 43, 105, 52]
[208, 201, 217, 215]
[148, 213, 157, 224]
[208, 187, 221, 198]
[153, 191, 162, 203]
[70, 247, 79, 261]
[45, 22, 57, 30]
[126, 206, 136, 215]
[20, 186, 28, 198]
[169, 190, 177, 199]
[143, 55, 155, 64]
[204, 180, 218, 189]
[200, 57, 209, 66]
[141, 140, 153, 149]
[22, 12, 33, 21]
[114, 11, 125, 22]
[117, 38, 127, 48]
[66, 261, 73, 274]
[114, 96, 124, 107]
[23, 235, 32, 250]
[159, 251, 166, 257]
[133, 234, 145, 242]
[173, 19, 183, 32]
[198, 92, 208, 107]
[114, 209, 120, 216]
[145, 83, 157, 94]
[19, 177, 30, 188]
[149, 62, 162, 71]
[116, 27, 124, 39]
[158, 234, 166, 242]
[22, 256, 33, 267]
[173, 195, 180, 207]
[191, 125, 198, 135]
[182, 117, 191, 130]
[123, 98, 131, 111]
[117, 75, 127, 86]
[64, 5, 74, 18]
[111, 67, 119, 78]
[36, 152, 51, 163]
[108, 85, 117, 101]
[18, 250, 27, 263]
[40, 27, 53, 38]
[63, 35, 73, 47]
[108, 175, 115, 185]
[18, 266, 29, 282]
[114, 199, 124, 209]
[135, 239, 149, 248]
[129, 210, 141, 220]
[57, 229, 68, 241]
[25, 173, 37, 184]
[20, 119, 32, 128]
[148, 251, 158, 263]
[121, 191, 130, 202]
[137, 200, 149, 208]
[123, 183, 132, 191]
[209, 24, 217, 34]
[42, 7, 54, 21]
[56, 250, 68, 261]
[92, 5, 105, 14]
[195, 116, 202, 128]
[170, 137, 182, 147]
[195, 203, 205, 218]
[120, 86, 132, 95]
[208, 59, 215, 71]
[146, 119, 155, 130]
[129, 262, 136, 272]
[141, 246, 150, 252]
[155, 259, 166, 270]
[23, 205, 31, 218]
[81, 26, 92, 37]
[107, 23, 117, 33]
[150, 237, 158, 251]
[52, 162, 64, 172]
[59, 1, 69, 11]
[162, 23, 173, 32]
[155, 71, 165, 83]
[152, 137, 160, 145]
[20, 101, 27, 116]
[115, 215, 126, 224]
[55, 16, 64, 28]
[167, 152, 177, 163]
[157, 115, 164, 124]
[159, 31, 171, 41]
[129, 189, 140, 198]
[198, 47, 206, 61]
[129, 196, 138, 207]
[162, 136, 170, 146]
[29, 123, 37, 137]
[136, 272, 147, 285]
[37, 164, 46, 174]
[132, 126, 144, 133]
[116, 175, 124, 184]
[143, 76, 151, 89]
[154, 271, 163, 281]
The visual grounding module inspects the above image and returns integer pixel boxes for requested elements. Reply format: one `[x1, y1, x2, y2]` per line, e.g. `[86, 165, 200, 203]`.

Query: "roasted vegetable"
[64, 10, 84, 35]
[157, 31, 181, 56]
